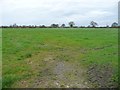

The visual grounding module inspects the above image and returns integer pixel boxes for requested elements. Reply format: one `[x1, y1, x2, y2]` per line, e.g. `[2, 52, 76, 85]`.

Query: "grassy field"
[2, 28, 118, 88]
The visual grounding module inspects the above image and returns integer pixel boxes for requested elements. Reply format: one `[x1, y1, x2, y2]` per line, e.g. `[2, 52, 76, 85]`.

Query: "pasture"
[2, 28, 118, 88]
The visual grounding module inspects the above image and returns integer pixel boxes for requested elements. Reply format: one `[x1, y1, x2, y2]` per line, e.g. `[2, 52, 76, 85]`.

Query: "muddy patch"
[53, 61, 72, 80]
[87, 63, 118, 88]
[31, 56, 91, 88]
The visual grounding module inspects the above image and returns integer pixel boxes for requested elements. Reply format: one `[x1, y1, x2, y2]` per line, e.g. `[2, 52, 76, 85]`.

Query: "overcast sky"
[0, 0, 119, 26]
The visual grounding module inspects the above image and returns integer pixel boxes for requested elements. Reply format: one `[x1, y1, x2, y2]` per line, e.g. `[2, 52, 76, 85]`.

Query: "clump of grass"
[110, 74, 118, 83]
[60, 84, 65, 88]
[2, 75, 21, 88]
[16, 52, 31, 60]
[17, 53, 32, 60]
[25, 53, 32, 58]
[17, 58, 22, 60]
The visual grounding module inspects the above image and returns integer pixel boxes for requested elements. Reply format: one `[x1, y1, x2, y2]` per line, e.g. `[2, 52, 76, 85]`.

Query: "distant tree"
[13, 23, 17, 27]
[106, 25, 109, 28]
[61, 24, 65, 28]
[51, 24, 59, 28]
[111, 22, 118, 27]
[69, 21, 75, 28]
[90, 21, 98, 27]
[87, 25, 91, 28]
[41, 25, 46, 28]
[80, 26, 85, 28]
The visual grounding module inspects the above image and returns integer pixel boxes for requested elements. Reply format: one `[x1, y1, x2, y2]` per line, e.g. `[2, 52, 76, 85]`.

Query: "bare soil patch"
[87, 63, 118, 88]
[30, 55, 91, 88]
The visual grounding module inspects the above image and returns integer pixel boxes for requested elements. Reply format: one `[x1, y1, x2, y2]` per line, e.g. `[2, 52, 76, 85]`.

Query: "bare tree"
[90, 21, 98, 27]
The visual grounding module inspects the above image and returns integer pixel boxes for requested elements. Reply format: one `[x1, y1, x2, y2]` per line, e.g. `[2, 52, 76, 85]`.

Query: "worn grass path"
[13, 51, 92, 88]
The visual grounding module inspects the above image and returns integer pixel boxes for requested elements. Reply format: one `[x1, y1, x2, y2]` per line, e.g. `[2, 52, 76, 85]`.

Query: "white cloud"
[0, 0, 119, 26]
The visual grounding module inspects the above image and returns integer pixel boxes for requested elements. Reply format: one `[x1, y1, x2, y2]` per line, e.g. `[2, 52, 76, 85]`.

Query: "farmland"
[2, 28, 118, 88]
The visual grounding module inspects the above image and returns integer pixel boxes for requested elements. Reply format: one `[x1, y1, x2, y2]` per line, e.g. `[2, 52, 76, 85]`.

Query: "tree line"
[0, 21, 119, 28]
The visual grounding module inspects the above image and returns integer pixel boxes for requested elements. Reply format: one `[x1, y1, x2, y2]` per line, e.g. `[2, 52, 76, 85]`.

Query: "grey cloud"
[0, 0, 119, 26]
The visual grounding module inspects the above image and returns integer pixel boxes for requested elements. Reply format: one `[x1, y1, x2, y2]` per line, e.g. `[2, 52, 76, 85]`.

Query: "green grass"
[2, 28, 118, 88]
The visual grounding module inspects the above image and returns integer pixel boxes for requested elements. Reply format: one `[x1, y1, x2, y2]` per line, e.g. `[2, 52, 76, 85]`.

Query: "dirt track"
[31, 56, 91, 88]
